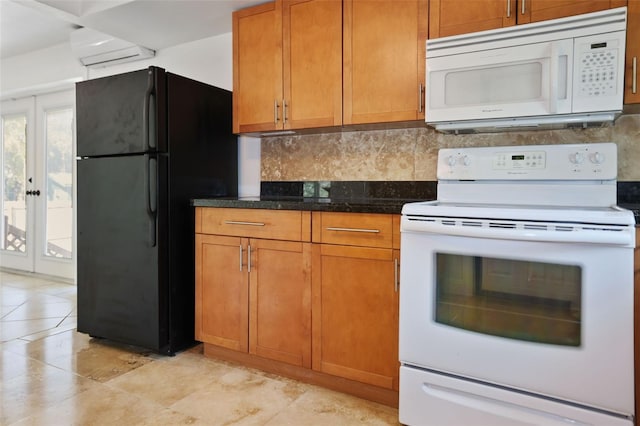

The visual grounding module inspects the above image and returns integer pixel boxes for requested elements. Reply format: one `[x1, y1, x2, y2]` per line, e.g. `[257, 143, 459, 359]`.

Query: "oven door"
[399, 216, 634, 416]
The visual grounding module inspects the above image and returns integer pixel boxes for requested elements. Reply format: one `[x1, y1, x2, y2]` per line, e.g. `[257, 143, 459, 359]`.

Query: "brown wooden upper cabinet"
[232, 0, 342, 134]
[429, 0, 627, 38]
[343, 0, 428, 125]
[429, 0, 639, 104]
[625, 0, 640, 104]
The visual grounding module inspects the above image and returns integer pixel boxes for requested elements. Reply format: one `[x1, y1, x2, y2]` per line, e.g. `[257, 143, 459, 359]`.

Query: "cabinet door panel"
[233, 1, 282, 133]
[312, 244, 399, 390]
[519, 0, 626, 24]
[283, 0, 342, 129]
[429, 0, 516, 38]
[344, 0, 427, 124]
[195, 234, 248, 352]
[249, 239, 311, 367]
[625, 0, 639, 104]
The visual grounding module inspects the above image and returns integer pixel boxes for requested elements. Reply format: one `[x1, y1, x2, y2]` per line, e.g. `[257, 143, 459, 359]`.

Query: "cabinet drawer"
[198, 208, 311, 241]
[313, 212, 394, 248]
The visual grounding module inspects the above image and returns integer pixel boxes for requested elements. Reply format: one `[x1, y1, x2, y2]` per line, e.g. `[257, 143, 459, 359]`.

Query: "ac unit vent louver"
[70, 27, 155, 68]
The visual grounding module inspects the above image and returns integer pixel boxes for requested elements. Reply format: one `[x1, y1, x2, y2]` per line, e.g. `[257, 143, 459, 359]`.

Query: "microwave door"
[426, 40, 573, 123]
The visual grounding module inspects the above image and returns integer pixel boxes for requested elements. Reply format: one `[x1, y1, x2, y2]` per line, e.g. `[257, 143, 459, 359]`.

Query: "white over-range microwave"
[426, 7, 627, 133]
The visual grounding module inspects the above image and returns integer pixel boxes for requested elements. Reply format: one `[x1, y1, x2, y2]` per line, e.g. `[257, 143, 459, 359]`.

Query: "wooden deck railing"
[3, 215, 71, 258]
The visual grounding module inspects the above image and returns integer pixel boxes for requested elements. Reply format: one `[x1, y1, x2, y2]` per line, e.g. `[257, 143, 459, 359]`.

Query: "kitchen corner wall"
[261, 114, 640, 182]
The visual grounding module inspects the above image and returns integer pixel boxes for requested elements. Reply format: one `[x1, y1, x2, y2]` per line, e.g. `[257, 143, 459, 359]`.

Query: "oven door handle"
[403, 220, 634, 246]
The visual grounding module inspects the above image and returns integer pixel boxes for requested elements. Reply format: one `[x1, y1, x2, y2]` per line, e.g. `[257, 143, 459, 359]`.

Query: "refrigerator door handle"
[143, 69, 156, 151]
[145, 154, 158, 247]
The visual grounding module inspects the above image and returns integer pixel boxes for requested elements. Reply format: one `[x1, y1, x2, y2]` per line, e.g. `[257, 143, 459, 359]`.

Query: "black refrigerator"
[76, 66, 237, 354]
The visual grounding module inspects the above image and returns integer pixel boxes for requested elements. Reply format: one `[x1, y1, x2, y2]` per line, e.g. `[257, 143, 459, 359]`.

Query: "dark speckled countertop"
[192, 181, 435, 214]
[192, 195, 421, 214]
[192, 180, 640, 224]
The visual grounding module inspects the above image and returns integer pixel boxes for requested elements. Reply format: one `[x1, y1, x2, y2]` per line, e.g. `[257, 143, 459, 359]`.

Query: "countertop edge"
[193, 199, 640, 224]
[191, 198, 415, 215]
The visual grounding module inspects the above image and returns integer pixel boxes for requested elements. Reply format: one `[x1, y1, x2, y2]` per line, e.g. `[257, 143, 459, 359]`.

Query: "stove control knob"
[590, 152, 605, 164]
[570, 152, 585, 164]
[447, 155, 457, 166]
[462, 155, 471, 166]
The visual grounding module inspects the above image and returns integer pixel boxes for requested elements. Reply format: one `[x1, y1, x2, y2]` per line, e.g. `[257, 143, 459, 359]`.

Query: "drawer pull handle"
[633, 57, 637, 94]
[326, 227, 380, 234]
[225, 221, 266, 226]
[394, 258, 399, 292]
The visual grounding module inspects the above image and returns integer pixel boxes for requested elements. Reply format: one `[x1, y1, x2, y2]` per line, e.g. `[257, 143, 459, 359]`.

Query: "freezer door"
[76, 67, 166, 157]
[77, 154, 169, 352]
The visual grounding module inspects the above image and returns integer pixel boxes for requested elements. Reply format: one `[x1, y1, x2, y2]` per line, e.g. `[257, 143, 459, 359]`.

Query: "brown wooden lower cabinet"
[195, 208, 312, 369]
[311, 243, 399, 390]
[249, 238, 311, 368]
[195, 208, 402, 407]
[195, 234, 248, 352]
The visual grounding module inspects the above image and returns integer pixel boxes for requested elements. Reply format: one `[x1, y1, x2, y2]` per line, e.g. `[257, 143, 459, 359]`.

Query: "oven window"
[435, 253, 581, 346]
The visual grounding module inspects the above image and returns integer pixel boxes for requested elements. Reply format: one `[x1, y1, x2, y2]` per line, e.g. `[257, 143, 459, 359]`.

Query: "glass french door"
[1, 90, 75, 280]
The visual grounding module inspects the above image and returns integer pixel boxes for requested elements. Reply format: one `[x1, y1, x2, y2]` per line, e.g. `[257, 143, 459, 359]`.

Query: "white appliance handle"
[422, 384, 589, 426]
[403, 219, 633, 246]
[549, 42, 559, 114]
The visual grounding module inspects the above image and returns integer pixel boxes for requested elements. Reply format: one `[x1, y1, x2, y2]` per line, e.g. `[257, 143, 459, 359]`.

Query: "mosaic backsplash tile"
[261, 114, 640, 182]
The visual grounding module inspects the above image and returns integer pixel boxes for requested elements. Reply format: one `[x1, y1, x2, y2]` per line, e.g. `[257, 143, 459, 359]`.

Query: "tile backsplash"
[261, 114, 640, 182]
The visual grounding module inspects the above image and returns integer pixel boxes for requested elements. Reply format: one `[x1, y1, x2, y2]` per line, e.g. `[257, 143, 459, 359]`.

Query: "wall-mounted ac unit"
[70, 27, 155, 68]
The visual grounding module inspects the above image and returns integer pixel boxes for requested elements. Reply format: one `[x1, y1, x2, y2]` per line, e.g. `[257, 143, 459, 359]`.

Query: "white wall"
[0, 33, 260, 196]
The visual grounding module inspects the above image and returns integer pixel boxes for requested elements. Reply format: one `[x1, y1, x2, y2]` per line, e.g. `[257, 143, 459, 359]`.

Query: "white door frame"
[0, 90, 75, 280]
[1, 97, 36, 272]
[34, 90, 75, 279]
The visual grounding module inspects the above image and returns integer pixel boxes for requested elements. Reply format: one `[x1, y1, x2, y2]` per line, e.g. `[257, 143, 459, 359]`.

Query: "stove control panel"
[493, 151, 546, 170]
[438, 143, 617, 180]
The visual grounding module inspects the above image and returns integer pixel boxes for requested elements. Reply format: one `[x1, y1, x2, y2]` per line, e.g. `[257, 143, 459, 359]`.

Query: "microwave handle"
[549, 42, 559, 114]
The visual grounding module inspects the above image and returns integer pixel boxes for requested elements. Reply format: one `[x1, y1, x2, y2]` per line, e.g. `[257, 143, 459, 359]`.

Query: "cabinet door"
[312, 244, 399, 390]
[625, 0, 640, 104]
[429, 0, 516, 38]
[249, 239, 312, 367]
[233, 1, 283, 134]
[343, 0, 428, 125]
[195, 234, 249, 352]
[283, 0, 342, 129]
[518, 0, 627, 24]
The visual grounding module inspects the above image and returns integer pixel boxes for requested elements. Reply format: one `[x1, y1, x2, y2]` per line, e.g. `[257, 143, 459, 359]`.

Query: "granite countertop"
[192, 181, 437, 215]
[191, 195, 424, 214]
[192, 181, 640, 224]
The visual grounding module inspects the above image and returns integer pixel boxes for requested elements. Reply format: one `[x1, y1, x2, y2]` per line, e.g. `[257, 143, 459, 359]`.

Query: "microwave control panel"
[578, 45, 618, 97]
[573, 31, 625, 111]
[438, 143, 617, 180]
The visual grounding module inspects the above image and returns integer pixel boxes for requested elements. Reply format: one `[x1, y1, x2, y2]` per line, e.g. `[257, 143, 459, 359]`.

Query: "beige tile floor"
[0, 270, 400, 425]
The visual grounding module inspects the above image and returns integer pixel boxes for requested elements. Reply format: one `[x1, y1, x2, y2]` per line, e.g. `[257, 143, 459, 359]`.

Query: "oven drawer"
[312, 212, 396, 248]
[400, 367, 633, 426]
[197, 207, 311, 241]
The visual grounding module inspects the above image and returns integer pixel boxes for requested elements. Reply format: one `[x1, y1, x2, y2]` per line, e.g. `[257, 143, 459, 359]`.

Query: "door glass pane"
[44, 108, 73, 259]
[443, 62, 543, 105]
[435, 253, 581, 346]
[1, 115, 27, 253]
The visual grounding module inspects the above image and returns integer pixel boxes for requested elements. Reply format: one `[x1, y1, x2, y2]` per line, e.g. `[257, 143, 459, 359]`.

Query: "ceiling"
[0, 0, 266, 59]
